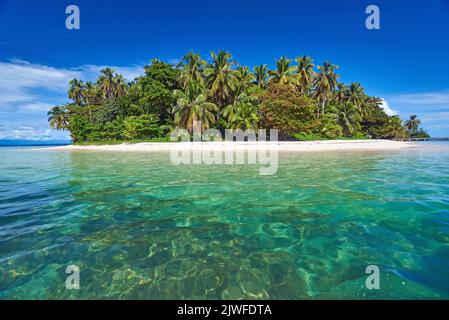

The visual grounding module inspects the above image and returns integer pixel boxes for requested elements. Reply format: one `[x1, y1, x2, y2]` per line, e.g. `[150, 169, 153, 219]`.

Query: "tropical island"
[47, 51, 429, 144]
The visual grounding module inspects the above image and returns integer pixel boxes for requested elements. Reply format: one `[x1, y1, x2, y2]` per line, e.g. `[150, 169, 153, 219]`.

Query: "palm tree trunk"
[216, 112, 221, 129]
[318, 99, 325, 117]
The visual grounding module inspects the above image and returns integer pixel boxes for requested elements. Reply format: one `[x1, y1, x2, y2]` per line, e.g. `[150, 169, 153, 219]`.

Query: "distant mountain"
[0, 139, 72, 146]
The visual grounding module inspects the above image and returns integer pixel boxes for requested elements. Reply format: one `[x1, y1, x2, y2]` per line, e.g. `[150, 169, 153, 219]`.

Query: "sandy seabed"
[43, 140, 418, 152]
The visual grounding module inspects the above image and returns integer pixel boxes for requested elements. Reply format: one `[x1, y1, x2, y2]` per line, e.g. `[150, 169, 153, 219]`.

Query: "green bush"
[74, 136, 171, 145]
[123, 114, 161, 139]
[68, 115, 91, 142]
[293, 133, 327, 141]
[259, 84, 318, 135]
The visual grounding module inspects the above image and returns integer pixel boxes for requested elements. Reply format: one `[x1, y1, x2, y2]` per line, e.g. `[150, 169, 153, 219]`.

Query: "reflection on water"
[0, 143, 449, 299]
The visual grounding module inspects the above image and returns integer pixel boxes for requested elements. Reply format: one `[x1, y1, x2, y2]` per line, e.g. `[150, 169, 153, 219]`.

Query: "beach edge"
[40, 140, 418, 152]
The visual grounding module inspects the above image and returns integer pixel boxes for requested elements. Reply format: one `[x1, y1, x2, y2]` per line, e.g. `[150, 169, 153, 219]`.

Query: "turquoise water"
[1, 143, 449, 299]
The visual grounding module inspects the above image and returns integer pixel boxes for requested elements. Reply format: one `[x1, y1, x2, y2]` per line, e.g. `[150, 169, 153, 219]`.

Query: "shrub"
[259, 84, 318, 137]
[123, 114, 161, 139]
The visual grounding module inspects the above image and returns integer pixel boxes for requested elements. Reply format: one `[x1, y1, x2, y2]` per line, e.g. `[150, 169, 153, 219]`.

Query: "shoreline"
[41, 140, 418, 152]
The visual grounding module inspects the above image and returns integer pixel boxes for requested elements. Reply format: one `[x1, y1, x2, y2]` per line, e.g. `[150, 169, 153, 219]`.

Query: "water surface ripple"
[0, 143, 449, 299]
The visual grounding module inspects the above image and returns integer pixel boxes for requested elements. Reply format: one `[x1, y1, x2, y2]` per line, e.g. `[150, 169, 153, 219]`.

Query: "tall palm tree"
[68, 79, 85, 106]
[404, 115, 421, 133]
[97, 68, 115, 100]
[336, 103, 360, 137]
[385, 116, 408, 139]
[178, 52, 206, 89]
[83, 81, 101, 105]
[268, 57, 295, 85]
[314, 61, 339, 115]
[97, 68, 127, 100]
[114, 74, 128, 97]
[232, 66, 254, 97]
[347, 83, 365, 104]
[362, 96, 382, 122]
[295, 56, 315, 94]
[47, 106, 68, 131]
[253, 64, 268, 89]
[347, 83, 370, 118]
[173, 83, 218, 133]
[333, 83, 348, 103]
[366, 96, 383, 109]
[205, 51, 234, 108]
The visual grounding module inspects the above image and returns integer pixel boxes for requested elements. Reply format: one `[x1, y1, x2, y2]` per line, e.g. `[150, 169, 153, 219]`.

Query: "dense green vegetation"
[47, 51, 429, 142]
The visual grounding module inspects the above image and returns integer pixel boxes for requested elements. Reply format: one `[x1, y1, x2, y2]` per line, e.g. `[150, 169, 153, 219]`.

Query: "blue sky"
[0, 0, 449, 139]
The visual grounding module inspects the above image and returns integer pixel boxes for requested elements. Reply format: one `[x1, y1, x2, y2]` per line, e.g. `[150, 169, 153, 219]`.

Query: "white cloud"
[16, 126, 35, 130]
[0, 92, 34, 106]
[0, 123, 69, 140]
[0, 59, 144, 111]
[20, 103, 54, 112]
[380, 98, 398, 116]
[389, 91, 449, 105]
[77, 64, 143, 82]
[384, 90, 449, 136]
[0, 60, 80, 106]
[0, 59, 145, 140]
[419, 112, 449, 123]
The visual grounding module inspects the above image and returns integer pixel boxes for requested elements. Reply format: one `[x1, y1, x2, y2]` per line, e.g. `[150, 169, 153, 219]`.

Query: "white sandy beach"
[44, 140, 418, 152]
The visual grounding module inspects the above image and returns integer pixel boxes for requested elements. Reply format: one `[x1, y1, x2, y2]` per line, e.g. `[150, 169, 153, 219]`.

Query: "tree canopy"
[48, 51, 429, 142]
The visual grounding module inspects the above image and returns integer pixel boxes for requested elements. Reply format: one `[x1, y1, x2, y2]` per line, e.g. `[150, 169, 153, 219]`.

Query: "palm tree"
[97, 68, 127, 100]
[347, 83, 364, 106]
[319, 114, 343, 138]
[295, 56, 315, 94]
[347, 83, 369, 118]
[336, 103, 360, 137]
[114, 74, 128, 97]
[47, 106, 68, 131]
[205, 51, 235, 108]
[229, 102, 259, 130]
[362, 96, 383, 122]
[385, 116, 408, 139]
[314, 61, 339, 115]
[232, 66, 254, 97]
[333, 83, 348, 103]
[173, 83, 218, 133]
[253, 64, 268, 89]
[268, 57, 295, 85]
[222, 92, 255, 125]
[404, 115, 421, 133]
[97, 68, 115, 100]
[83, 81, 101, 105]
[178, 52, 206, 89]
[68, 79, 85, 106]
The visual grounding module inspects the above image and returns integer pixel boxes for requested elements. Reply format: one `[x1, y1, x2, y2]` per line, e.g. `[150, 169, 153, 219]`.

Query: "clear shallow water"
[1, 143, 449, 299]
